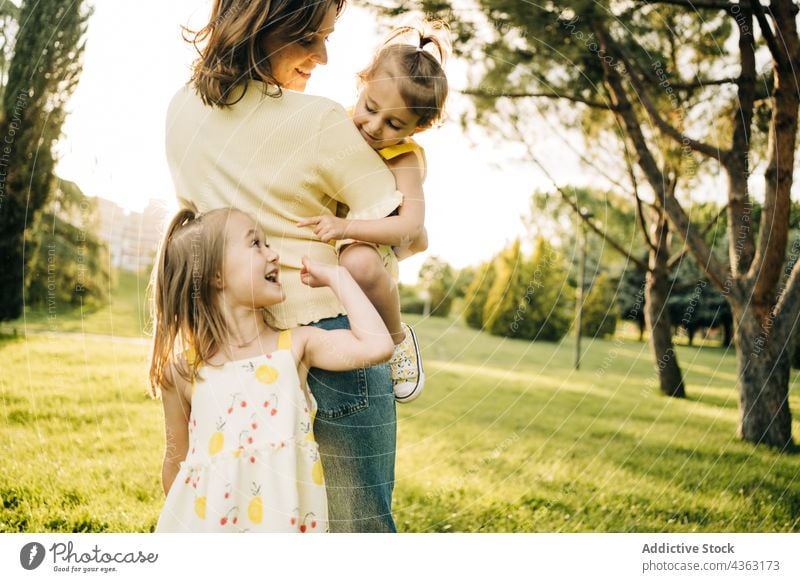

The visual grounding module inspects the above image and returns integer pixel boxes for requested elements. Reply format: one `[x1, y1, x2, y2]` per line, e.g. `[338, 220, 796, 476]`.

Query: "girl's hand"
[296, 215, 349, 243]
[299, 256, 344, 289]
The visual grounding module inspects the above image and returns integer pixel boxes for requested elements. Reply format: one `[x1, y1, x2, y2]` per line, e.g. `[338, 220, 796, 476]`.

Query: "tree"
[484, 238, 573, 341]
[389, 0, 799, 448]
[25, 179, 111, 310]
[418, 255, 456, 317]
[582, 272, 617, 338]
[0, 0, 91, 321]
[462, 259, 496, 330]
[617, 258, 647, 341]
[483, 240, 526, 336]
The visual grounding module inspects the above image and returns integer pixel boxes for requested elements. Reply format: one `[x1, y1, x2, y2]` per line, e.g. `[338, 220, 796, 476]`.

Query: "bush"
[581, 273, 617, 338]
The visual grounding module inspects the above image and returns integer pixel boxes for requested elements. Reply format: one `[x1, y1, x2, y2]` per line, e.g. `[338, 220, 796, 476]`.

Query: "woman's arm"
[298, 152, 425, 247]
[160, 364, 191, 496]
[295, 258, 394, 371]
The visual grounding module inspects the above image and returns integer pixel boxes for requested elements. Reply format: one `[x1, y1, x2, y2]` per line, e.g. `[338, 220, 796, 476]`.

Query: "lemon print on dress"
[311, 450, 324, 486]
[255, 364, 279, 384]
[208, 418, 226, 455]
[195, 496, 207, 519]
[248, 483, 263, 524]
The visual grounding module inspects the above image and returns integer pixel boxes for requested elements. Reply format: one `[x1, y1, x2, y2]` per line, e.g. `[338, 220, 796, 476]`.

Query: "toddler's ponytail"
[359, 19, 452, 129]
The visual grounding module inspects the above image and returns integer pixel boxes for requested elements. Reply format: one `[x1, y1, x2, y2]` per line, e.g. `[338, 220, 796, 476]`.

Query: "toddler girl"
[297, 21, 450, 403]
[150, 206, 393, 532]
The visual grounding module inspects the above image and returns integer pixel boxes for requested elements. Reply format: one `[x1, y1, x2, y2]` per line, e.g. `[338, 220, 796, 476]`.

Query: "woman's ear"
[214, 272, 224, 290]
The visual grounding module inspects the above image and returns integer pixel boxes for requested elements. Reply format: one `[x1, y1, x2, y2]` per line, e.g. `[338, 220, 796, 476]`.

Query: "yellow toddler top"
[165, 82, 403, 328]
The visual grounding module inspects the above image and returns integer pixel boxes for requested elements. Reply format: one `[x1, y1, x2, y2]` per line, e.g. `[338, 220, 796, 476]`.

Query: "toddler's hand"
[296, 215, 349, 243]
[299, 256, 344, 289]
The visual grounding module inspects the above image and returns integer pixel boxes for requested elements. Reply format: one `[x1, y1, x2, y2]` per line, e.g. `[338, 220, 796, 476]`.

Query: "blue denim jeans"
[307, 314, 397, 532]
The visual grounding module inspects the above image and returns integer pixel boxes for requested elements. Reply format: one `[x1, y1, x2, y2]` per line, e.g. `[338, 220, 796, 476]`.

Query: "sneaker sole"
[395, 324, 424, 403]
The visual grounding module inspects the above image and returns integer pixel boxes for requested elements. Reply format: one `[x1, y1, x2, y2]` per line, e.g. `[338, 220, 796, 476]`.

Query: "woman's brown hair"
[148, 205, 235, 396]
[358, 20, 451, 129]
[185, 0, 346, 107]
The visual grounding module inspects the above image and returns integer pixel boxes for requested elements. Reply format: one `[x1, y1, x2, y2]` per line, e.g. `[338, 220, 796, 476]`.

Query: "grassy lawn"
[0, 269, 153, 339]
[1, 307, 799, 533]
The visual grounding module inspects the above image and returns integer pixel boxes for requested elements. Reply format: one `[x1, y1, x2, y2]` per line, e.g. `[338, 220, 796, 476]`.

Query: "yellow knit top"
[165, 82, 403, 328]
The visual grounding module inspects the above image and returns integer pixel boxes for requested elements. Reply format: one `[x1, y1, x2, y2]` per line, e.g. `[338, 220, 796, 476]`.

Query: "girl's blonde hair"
[148, 205, 235, 396]
[358, 20, 451, 129]
[185, 0, 347, 107]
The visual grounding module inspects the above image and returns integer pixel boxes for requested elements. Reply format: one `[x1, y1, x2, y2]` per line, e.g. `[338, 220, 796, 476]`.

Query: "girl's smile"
[220, 212, 284, 307]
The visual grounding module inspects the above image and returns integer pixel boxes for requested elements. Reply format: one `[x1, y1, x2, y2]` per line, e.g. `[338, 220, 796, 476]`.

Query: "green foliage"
[418, 255, 456, 317]
[483, 238, 572, 341]
[25, 179, 111, 310]
[0, 0, 92, 321]
[581, 272, 617, 338]
[462, 259, 496, 330]
[482, 240, 525, 336]
[399, 282, 426, 315]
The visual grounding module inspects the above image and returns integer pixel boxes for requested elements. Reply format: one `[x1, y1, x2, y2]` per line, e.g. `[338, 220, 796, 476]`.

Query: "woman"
[165, 0, 403, 532]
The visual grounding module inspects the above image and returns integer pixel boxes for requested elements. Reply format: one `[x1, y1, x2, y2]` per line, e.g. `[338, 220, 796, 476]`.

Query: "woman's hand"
[299, 256, 345, 289]
[296, 215, 349, 242]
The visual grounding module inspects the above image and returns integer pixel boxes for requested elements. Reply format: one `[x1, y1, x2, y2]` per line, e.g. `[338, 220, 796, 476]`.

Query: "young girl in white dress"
[149, 206, 394, 532]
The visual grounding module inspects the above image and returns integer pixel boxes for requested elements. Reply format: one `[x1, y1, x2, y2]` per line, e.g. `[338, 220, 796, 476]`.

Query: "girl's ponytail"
[148, 204, 204, 396]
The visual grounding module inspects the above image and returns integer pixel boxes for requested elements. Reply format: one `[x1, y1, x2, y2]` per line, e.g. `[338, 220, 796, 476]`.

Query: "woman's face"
[264, 5, 338, 92]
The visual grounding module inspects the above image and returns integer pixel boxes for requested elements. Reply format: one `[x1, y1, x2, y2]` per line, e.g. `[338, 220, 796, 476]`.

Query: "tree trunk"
[734, 306, 793, 449]
[646, 213, 686, 398]
[722, 320, 732, 348]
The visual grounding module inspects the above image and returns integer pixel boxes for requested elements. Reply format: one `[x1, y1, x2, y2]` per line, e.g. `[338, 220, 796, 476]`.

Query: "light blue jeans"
[307, 314, 397, 532]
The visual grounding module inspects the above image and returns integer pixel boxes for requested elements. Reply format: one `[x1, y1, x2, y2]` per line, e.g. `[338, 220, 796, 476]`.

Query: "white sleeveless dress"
[156, 329, 328, 533]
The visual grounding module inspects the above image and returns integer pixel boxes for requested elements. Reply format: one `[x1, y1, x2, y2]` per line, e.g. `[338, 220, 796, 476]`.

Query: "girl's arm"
[160, 363, 191, 496]
[297, 152, 425, 248]
[395, 225, 429, 260]
[295, 257, 394, 371]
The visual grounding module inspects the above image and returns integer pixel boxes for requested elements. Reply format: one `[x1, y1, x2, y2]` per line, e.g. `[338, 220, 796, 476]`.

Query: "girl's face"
[263, 5, 337, 92]
[353, 72, 421, 149]
[218, 212, 284, 308]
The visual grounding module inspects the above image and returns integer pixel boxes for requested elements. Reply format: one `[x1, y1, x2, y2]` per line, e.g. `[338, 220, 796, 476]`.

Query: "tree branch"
[769, 254, 800, 356]
[746, 0, 800, 305]
[751, 0, 790, 69]
[622, 140, 657, 253]
[525, 149, 650, 272]
[668, 77, 739, 90]
[667, 203, 729, 270]
[727, 7, 758, 276]
[639, 0, 737, 10]
[459, 88, 616, 111]
[593, 19, 731, 292]
[621, 51, 729, 161]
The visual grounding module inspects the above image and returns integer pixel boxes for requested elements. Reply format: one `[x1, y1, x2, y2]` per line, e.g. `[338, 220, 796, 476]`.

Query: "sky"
[53, 1, 618, 284]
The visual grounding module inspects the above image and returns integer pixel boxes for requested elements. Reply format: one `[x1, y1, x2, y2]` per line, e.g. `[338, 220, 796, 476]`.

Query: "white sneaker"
[389, 323, 425, 403]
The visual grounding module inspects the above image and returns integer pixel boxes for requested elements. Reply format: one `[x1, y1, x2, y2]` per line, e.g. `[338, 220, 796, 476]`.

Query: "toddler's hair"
[148, 205, 235, 396]
[358, 20, 451, 129]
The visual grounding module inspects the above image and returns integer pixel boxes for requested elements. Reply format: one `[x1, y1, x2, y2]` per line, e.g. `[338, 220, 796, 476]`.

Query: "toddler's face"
[353, 74, 421, 149]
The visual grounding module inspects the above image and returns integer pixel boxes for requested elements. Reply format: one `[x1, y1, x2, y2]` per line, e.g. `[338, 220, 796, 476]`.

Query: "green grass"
[1, 309, 799, 532]
[0, 269, 152, 339]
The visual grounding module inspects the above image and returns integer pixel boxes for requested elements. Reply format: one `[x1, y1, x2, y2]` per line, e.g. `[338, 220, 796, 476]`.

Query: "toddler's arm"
[297, 152, 425, 249]
[295, 257, 394, 371]
[160, 363, 191, 496]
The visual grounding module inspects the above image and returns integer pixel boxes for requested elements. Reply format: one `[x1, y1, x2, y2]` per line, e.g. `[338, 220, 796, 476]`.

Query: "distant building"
[96, 197, 171, 272]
